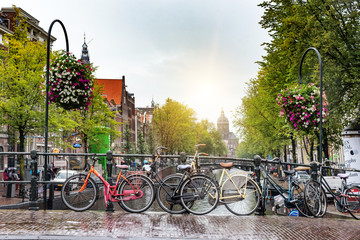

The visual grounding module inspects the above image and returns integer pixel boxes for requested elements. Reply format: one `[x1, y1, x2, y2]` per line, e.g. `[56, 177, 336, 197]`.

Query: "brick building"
[95, 77, 136, 150]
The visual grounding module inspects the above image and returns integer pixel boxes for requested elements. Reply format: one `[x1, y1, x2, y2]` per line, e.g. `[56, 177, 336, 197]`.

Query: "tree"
[235, 0, 360, 161]
[195, 120, 227, 156]
[0, 8, 47, 180]
[69, 83, 120, 154]
[152, 98, 196, 154]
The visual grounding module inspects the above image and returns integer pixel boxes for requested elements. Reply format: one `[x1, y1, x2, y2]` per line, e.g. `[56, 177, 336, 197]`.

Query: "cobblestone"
[0, 210, 359, 240]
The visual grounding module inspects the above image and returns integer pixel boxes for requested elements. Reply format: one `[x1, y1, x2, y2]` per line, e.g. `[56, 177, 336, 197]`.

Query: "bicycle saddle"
[177, 164, 192, 170]
[284, 170, 295, 175]
[219, 162, 233, 168]
[116, 165, 129, 170]
[337, 173, 349, 179]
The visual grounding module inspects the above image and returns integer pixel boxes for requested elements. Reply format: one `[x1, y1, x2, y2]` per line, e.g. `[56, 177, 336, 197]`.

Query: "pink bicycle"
[61, 155, 155, 212]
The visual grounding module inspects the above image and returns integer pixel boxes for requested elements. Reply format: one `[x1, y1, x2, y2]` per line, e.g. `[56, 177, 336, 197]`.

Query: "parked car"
[51, 170, 78, 190]
[323, 175, 342, 199]
[294, 171, 311, 182]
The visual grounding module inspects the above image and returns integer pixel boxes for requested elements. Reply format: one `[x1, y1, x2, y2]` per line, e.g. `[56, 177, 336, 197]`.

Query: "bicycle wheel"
[179, 175, 219, 215]
[292, 182, 313, 217]
[304, 180, 327, 217]
[344, 186, 360, 220]
[222, 174, 260, 215]
[118, 174, 155, 213]
[157, 174, 191, 214]
[61, 174, 98, 212]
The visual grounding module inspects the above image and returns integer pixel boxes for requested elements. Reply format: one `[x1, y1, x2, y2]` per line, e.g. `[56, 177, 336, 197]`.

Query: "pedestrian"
[142, 160, 151, 172]
[2, 168, 8, 190]
[8, 167, 19, 180]
[3, 168, 8, 181]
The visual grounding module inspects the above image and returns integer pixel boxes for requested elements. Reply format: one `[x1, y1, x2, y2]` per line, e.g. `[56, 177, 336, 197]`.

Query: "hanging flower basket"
[276, 83, 328, 133]
[45, 51, 94, 110]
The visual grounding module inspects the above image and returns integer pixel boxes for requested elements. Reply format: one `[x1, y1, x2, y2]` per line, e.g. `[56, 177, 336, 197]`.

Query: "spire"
[151, 98, 155, 108]
[81, 33, 90, 64]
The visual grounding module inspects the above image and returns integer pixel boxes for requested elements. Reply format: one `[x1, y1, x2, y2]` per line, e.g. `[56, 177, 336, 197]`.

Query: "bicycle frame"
[218, 168, 251, 200]
[317, 166, 349, 210]
[79, 165, 143, 205]
[260, 165, 296, 206]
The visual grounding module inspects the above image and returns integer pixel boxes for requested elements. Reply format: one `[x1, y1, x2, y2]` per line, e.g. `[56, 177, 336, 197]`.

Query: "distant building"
[0, 7, 56, 48]
[80, 34, 90, 64]
[136, 99, 155, 146]
[217, 109, 239, 157]
[95, 77, 136, 150]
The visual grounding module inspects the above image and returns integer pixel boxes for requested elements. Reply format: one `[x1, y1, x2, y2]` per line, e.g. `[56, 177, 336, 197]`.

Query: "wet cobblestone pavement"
[0, 210, 359, 240]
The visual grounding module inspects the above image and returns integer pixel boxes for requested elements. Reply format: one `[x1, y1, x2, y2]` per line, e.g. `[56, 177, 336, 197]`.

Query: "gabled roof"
[95, 78, 123, 106]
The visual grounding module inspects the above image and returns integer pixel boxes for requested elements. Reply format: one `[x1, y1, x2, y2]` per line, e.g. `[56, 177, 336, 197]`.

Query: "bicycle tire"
[61, 174, 98, 212]
[344, 186, 360, 220]
[157, 174, 191, 214]
[292, 182, 313, 217]
[179, 174, 219, 215]
[304, 180, 327, 217]
[118, 174, 155, 213]
[222, 174, 260, 215]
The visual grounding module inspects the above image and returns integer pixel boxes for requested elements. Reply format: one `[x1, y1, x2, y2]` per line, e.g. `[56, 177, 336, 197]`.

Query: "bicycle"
[304, 160, 360, 219]
[259, 157, 312, 217]
[210, 161, 261, 216]
[149, 146, 219, 215]
[61, 155, 155, 212]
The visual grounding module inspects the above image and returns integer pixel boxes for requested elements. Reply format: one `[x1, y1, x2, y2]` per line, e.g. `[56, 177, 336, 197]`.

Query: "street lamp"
[299, 47, 323, 162]
[44, 19, 69, 209]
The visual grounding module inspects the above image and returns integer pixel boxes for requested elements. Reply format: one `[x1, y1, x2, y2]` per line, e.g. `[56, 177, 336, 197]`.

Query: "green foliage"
[152, 98, 196, 154]
[195, 120, 227, 156]
[0, 7, 47, 179]
[71, 83, 121, 154]
[235, 0, 360, 160]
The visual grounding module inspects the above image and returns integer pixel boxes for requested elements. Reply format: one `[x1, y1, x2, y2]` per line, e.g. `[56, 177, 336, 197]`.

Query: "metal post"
[44, 19, 69, 210]
[29, 150, 39, 211]
[310, 161, 318, 181]
[106, 150, 114, 212]
[299, 47, 323, 162]
[254, 155, 265, 215]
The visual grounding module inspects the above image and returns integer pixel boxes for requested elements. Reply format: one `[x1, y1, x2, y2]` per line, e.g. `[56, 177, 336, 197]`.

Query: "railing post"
[29, 150, 39, 211]
[254, 155, 265, 215]
[310, 161, 318, 181]
[106, 150, 114, 212]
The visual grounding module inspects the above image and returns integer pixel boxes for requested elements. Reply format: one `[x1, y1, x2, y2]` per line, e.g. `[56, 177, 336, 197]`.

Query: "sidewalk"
[0, 209, 359, 240]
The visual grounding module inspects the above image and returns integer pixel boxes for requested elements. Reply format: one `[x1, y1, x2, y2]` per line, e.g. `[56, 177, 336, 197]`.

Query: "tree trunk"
[323, 128, 329, 160]
[18, 128, 25, 181]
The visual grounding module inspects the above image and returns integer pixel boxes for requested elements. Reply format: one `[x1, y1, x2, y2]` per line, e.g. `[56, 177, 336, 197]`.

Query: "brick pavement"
[0, 209, 359, 240]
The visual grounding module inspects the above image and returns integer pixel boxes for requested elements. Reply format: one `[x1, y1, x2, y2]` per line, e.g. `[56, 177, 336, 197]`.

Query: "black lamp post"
[299, 47, 323, 162]
[44, 19, 69, 209]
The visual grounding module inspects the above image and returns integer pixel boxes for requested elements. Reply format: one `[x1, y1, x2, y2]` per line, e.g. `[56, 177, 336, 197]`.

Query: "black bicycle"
[259, 157, 312, 217]
[147, 146, 219, 215]
[304, 160, 360, 219]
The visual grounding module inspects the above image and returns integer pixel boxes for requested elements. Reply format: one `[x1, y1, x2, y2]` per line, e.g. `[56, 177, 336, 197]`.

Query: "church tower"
[217, 108, 229, 139]
[81, 34, 90, 64]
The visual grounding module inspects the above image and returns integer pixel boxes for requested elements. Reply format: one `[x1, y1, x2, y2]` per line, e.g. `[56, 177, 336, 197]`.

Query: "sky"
[2, 0, 270, 134]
